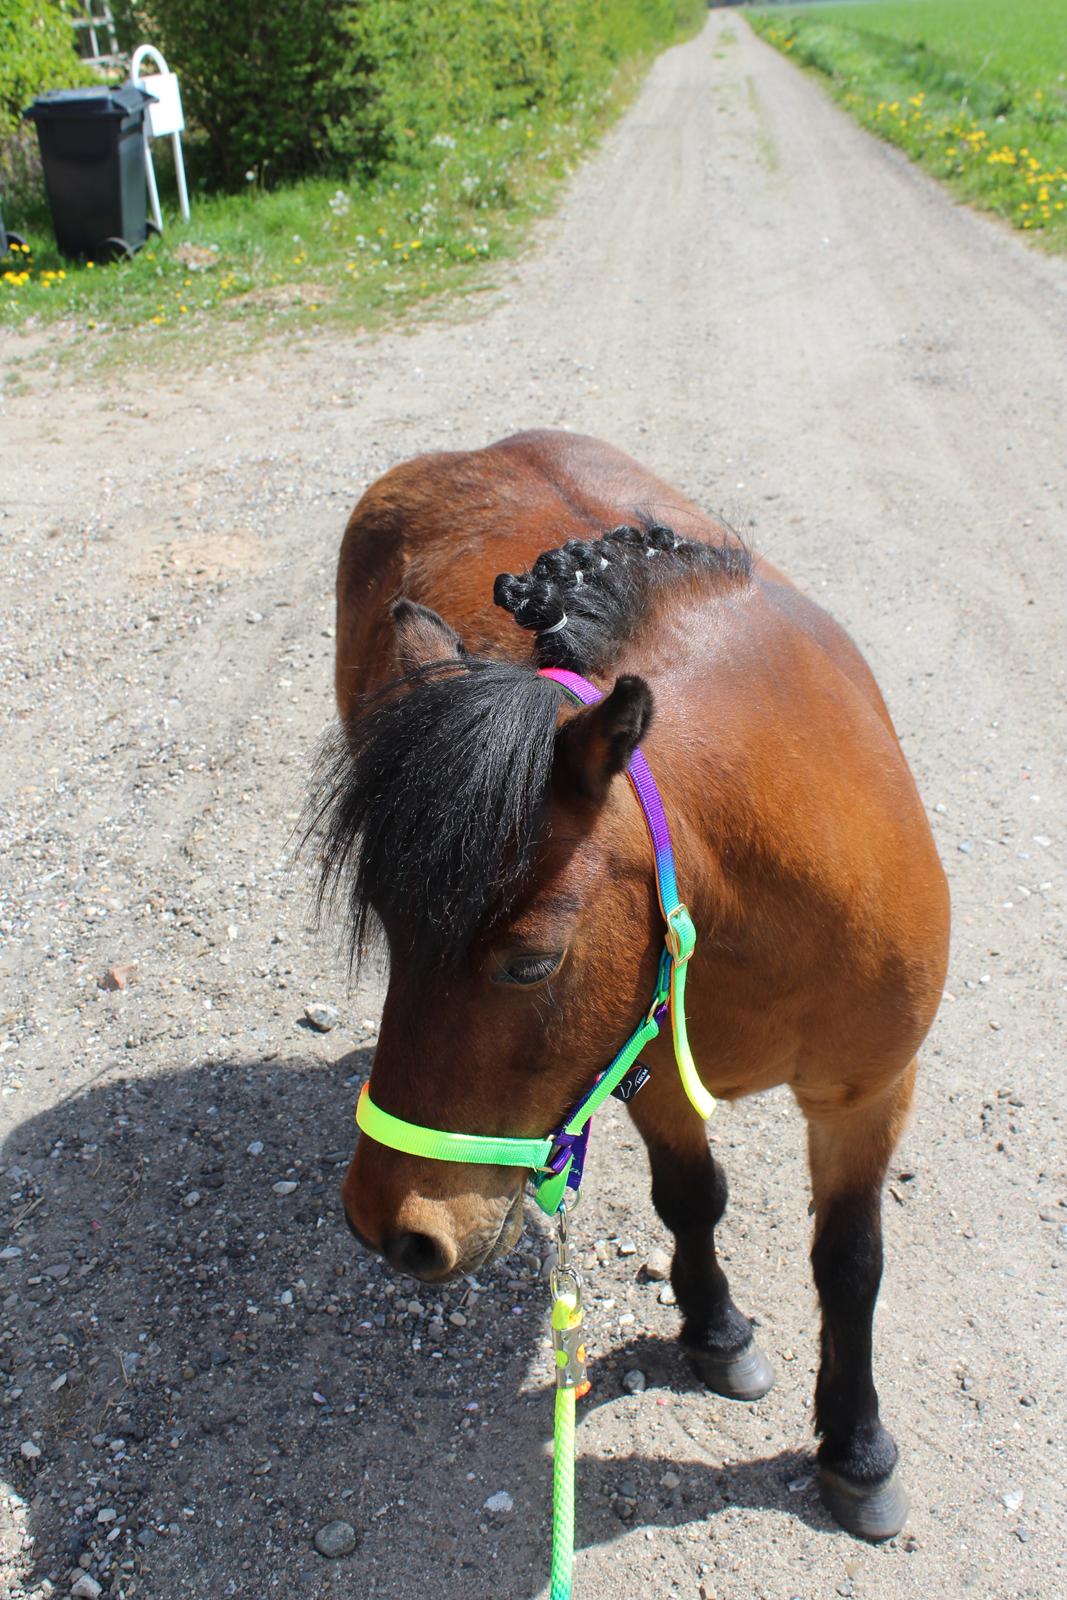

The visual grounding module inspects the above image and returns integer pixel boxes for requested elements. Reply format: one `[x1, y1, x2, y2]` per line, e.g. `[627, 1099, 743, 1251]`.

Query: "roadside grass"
[749, 0, 1067, 250]
[0, 10, 706, 371]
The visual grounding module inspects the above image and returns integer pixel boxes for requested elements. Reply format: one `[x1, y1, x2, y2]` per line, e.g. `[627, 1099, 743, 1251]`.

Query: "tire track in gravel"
[1, 13, 1064, 1600]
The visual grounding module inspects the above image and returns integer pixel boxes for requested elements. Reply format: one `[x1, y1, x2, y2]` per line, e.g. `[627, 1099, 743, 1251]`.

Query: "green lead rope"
[551, 1385, 577, 1599]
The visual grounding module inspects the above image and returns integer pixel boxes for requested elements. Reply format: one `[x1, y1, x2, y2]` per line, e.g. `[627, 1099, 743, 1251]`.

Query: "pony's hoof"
[686, 1337, 775, 1401]
[818, 1465, 909, 1541]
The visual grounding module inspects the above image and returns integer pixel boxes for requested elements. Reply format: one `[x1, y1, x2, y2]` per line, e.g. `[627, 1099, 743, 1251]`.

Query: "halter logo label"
[610, 1063, 651, 1103]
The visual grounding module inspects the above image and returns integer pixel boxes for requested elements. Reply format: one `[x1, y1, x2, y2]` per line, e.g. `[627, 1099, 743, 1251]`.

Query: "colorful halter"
[354, 665, 715, 1216]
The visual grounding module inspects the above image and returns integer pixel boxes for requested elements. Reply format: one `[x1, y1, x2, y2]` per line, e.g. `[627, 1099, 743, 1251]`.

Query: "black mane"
[309, 521, 750, 971]
[495, 517, 751, 673]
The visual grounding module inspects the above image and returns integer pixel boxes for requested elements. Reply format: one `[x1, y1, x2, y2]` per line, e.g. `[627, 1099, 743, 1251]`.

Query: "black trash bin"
[23, 85, 155, 260]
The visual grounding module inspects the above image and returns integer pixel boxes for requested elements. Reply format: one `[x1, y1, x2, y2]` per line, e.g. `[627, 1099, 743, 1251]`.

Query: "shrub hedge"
[119, 0, 704, 190]
[0, 0, 95, 135]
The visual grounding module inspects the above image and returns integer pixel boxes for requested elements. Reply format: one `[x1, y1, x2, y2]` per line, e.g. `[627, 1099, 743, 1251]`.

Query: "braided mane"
[493, 518, 751, 675]
[310, 519, 751, 973]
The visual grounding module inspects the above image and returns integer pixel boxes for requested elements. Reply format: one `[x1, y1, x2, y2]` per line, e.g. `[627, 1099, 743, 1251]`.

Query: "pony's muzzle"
[343, 1198, 460, 1281]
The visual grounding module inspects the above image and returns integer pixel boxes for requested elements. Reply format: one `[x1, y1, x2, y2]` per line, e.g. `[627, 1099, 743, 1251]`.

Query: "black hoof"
[818, 1465, 909, 1541]
[686, 1336, 775, 1400]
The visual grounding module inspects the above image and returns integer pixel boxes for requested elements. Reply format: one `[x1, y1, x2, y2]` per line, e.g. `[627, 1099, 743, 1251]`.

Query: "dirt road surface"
[2, 13, 1064, 1600]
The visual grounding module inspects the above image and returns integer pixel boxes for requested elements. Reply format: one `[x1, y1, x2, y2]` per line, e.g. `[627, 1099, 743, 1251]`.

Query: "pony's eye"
[494, 952, 563, 986]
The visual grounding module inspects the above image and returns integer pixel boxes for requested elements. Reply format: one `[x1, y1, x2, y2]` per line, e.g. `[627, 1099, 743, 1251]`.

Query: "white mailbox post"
[130, 43, 190, 230]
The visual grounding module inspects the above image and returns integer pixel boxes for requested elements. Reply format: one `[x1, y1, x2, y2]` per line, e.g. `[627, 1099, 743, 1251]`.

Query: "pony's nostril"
[385, 1229, 452, 1280]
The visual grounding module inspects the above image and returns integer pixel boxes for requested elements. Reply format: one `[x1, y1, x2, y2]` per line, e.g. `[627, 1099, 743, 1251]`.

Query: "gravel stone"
[643, 1249, 671, 1281]
[304, 1003, 340, 1033]
[313, 1519, 359, 1558]
[622, 1369, 647, 1394]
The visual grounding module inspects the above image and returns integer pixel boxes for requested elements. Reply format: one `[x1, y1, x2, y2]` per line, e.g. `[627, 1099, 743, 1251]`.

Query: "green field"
[750, 0, 1067, 248]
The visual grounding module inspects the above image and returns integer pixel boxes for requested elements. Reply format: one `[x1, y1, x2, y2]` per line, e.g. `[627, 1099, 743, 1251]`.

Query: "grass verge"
[749, 0, 1067, 251]
[1, 11, 705, 370]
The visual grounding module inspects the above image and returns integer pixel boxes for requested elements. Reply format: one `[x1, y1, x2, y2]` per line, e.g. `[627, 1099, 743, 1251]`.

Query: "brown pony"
[311, 430, 949, 1541]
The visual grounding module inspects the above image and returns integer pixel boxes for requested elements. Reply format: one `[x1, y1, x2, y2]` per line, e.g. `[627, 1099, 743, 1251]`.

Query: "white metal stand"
[130, 43, 190, 231]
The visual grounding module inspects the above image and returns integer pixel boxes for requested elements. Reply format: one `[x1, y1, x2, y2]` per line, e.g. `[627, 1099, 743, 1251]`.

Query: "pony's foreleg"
[641, 1115, 774, 1401]
[800, 1061, 917, 1541]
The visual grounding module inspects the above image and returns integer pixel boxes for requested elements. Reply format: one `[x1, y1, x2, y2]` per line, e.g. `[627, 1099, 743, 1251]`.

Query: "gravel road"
[1, 13, 1064, 1600]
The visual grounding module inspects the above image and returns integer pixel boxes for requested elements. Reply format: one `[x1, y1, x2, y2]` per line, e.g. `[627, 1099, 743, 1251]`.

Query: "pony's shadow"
[1, 1048, 830, 1600]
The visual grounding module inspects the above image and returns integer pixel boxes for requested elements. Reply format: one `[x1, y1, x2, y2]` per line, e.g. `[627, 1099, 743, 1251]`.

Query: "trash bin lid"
[24, 85, 155, 122]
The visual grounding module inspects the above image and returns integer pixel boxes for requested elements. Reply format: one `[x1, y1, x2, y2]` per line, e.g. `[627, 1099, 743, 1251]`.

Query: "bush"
[0, 0, 95, 136]
[123, 0, 704, 191]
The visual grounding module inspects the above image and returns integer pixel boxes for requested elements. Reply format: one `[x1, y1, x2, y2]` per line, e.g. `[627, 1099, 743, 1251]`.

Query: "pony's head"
[309, 525, 750, 1280]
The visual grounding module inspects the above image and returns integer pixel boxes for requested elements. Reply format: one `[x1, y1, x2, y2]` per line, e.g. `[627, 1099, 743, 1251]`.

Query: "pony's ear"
[554, 675, 653, 802]
[392, 600, 466, 673]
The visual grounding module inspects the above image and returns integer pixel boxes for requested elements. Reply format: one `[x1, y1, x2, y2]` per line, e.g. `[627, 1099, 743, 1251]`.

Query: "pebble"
[0, 1245, 22, 1261]
[71, 1577, 103, 1600]
[643, 1249, 671, 1281]
[660, 1470, 681, 1490]
[622, 1369, 646, 1394]
[304, 1003, 340, 1033]
[448, 1310, 467, 1327]
[617, 1237, 637, 1257]
[1001, 1488, 1024, 1511]
[272, 1181, 299, 1196]
[45, 1262, 70, 1279]
[483, 1490, 514, 1515]
[313, 1519, 358, 1558]
[247, 1140, 264, 1156]
[19, 1440, 41, 1460]
[181, 1189, 201, 1208]
[96, 1508, 117, 1524]
[657, 1284, 677, 1306]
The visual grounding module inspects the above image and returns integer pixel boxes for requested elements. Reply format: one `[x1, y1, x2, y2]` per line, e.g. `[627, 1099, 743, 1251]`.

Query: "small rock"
[71, 1577, 103, 1600]
[483, 1491, 514, 1515]
[181, 1190, 201, 1208]
[658, 1284, 677, 1306]
[304, 1003, 340, 1033]
[96, 1508, 117, 1524]
[660, 1470, 681, 1490]
[245, 611, 264, 625]
[99, 962, 138, 992]
[448, 1310, 467, 1327]
[1, 1245, 23, 1261]
[272, 1181, 299, 1196]
[19, 1440, 41, 1460]
[643, 1249, 671, 1281]
[957, 840, 973, 855]
[1015, 1526, 1031, 1543]
[622, 1369, 646, 1394]
[313, 1519, 358, 1558]
[1000, 1488, 1024, 1511]
[246, 1141, 264, 1156]
[787, 1474, 813, 1493]
[45, 1263, 70, 1280]
[617, 1237, 637, 1257]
